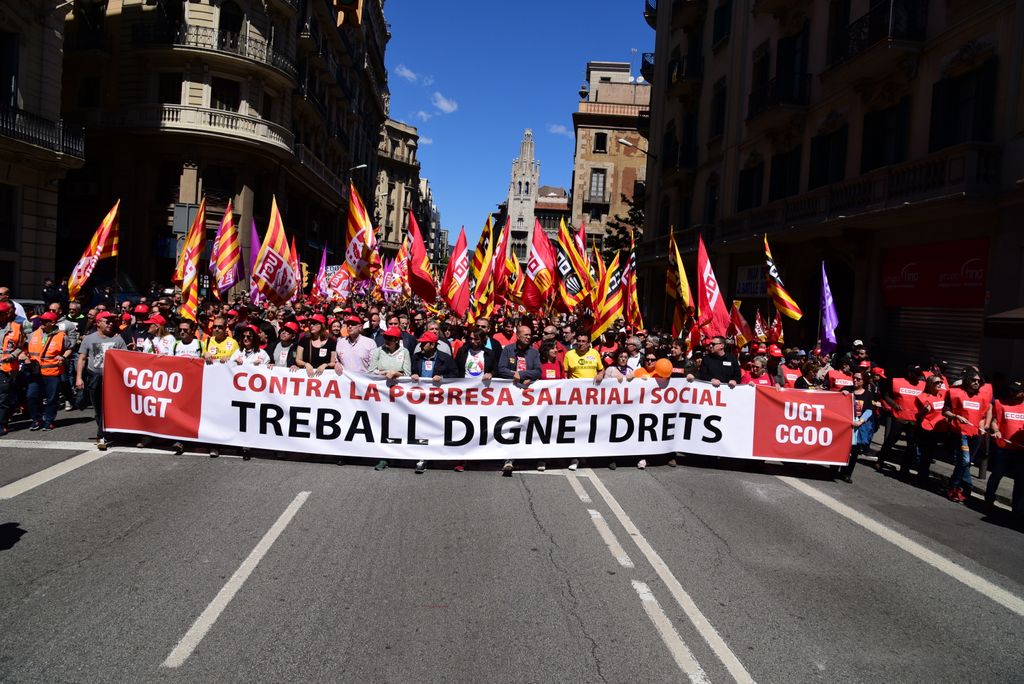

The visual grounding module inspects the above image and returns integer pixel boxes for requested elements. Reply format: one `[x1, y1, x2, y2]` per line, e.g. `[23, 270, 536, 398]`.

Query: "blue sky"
[383, 2, 654, 246]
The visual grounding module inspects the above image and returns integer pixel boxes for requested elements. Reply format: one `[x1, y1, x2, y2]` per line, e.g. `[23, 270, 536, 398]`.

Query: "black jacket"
[697, 352, 742, 383]
[411, 350, 458, 378]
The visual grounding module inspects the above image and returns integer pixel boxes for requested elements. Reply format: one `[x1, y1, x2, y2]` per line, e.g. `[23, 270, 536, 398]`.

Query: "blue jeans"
[949, 434, 982, 490]
[26, 374, 60, 425]
[985, 445, 1023, 516]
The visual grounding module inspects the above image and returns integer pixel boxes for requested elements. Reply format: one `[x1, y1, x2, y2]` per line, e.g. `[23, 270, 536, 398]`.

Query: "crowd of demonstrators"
[0, 281, 1020, 528]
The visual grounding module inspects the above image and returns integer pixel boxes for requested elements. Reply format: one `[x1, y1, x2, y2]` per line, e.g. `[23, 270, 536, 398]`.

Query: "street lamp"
[348, 163, 368, 172]
[619, 138, 657, 160]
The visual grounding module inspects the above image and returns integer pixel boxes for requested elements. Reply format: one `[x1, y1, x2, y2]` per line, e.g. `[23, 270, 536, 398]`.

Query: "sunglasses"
[178, 328, 191, 333]
[645, 357, 657, 362]
[212, 325, 225, 329]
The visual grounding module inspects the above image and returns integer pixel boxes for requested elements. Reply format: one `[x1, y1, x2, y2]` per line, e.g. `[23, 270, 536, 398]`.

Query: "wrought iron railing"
[0, 107, 84, 158]
[133, 23, 297, 79]
[830, 0, 928, 66]
[747, 74, 810, 119]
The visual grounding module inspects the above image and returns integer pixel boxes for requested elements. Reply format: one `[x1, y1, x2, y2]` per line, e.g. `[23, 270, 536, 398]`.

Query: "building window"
[862, 97, 909, 172]
[525, 182, 530, 195]
[703, 178, 719, 224]
[0, 32, 19, 110]
[261, 90, 275, 122]
[711, 78, 727, 139]
[826, 0, 851, 66]
[589, 207, 602, 221]
[929, 59, 998, 152]
[809, 125, 847, 189]
[712, 1, 732, 48]
[737, 163, 764, 211]
[658, 198, 670, 237]
[588, 169, 607, 201]
[768, 146, 802, 201]
[157, 72, 182, 105]
[77, 77, 100, 109]
[751, 43, 770, 94]
[210, 77, 240, 112]
[517, 181, 522, 195]
[594, 132, 608, 153]
[0, 184, 16, 244]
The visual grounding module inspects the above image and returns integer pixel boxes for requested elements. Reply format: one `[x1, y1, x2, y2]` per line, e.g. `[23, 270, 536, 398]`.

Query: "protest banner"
[103, 350, 853, 464]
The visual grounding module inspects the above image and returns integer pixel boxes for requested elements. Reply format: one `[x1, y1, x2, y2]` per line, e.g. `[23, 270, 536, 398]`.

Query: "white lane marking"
[581, 469, 756, 684]
[566, 472, 593, 502]
[587, 509, 634, 568]
[632, 580, 711, 684]
[780, 476, 1024, 618]
[0, 438, 99, 451]
[0, 450, 106, 500]
[162, 491, 312, 668]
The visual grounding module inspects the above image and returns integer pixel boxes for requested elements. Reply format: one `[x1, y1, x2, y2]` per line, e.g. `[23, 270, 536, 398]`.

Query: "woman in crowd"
[914, 374, 948, 488]
[232, 327, 270, 366]
[741, 355, 775, 386]
[141, 315, 175, 355]
[838, 370, 875, 482]
[794, 360, 824, 390]
[539, 341, 564, 380]
[295, 314, 336, 376]
[605, 350, 634, 381]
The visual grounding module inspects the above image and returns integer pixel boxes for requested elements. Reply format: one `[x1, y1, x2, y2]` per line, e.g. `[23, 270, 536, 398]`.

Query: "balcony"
[640, 52, 655, 83]
[132, 23, 297, 82]
[667, 56, 703, 101]
[0, 107, 84, 160]
[824, 0, 928, 81]
[293, 143, 343, 198]
[637, 109, 651, 137]
[715, 143, 1000, 244]
[660, 142, 698, 187]
[105, 104, 293, 155]
[746, 74, 810, 129]
[671, 0, 707, 31]
[583, 190, 611, 205]
[296, 82, 329, 121]
[644, 0, 657, 28]
[378, 147, 419, 168]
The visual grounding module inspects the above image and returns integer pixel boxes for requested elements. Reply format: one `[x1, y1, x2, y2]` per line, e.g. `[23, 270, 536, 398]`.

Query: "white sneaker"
[502, 460, 514, 473]
[537, 462, 546, 472]
[568, 458, 579, 471]
[96, 438, 107, 451]
[415, 460, 426, 473]
[637, 459, 647, 469]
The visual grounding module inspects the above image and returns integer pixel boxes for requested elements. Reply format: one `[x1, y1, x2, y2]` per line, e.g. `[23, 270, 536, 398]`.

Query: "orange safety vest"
[1, 321, 24, 373]
[27, 328, 66, 376]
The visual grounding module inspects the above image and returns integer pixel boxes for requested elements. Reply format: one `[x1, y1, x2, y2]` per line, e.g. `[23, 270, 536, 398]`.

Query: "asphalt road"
[1, 411, 1022, 683]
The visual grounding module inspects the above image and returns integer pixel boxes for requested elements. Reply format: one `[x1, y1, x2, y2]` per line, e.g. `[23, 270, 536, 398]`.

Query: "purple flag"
[819, 261, 839, 354]
[313, 246, 329, 299]
[249, 219, 265, 306]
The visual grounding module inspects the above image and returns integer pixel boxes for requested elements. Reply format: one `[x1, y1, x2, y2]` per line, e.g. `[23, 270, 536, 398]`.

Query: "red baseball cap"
[144, 314, 166, 326]
[767, 344, 783, 358]
[0, 302, 11, 313]
[226, 309, 240, 317]
[344, 315, 363, 325]
[95, 311, 115, 322]
[281, 321, 299, 333]
[133, 304, 149, 314]
[871, 366, 887, 378]
[120, 313, 132, 322]
[39, 312, 58, 322]
[418, 331, 439, 343]
[383, 325, 402, 338]
[310, 313, 327, 325]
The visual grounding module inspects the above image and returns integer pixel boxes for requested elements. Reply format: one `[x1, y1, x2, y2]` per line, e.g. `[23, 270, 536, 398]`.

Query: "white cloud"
[432, 91, 459, 114]
[420, 137, 434, 145]
[415, 110, 432, 122]
[395, 64, 418, 83]
[421, 75, 435, 87]
[547, 123, 574, 139]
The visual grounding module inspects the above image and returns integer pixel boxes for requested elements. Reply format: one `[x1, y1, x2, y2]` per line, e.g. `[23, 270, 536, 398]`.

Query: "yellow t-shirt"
[204, 335, 239, 361]
[563, 348, 603, 379]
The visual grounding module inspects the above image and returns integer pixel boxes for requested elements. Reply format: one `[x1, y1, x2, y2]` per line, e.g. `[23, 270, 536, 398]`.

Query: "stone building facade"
[375, 117, 419, 258]
[640, 0, 1024, 375]
[58, 0, 390, 297]
[571, 61, 650, 255]
[505, 129, 540, 260]
[0, 1, 84, 298]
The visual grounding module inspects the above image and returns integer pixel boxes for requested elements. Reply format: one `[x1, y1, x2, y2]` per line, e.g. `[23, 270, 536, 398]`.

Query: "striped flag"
[249, 220, 265, 307]
[666, 231, 693, 338]
[177, 198, 207, 321]
[210, 200, 241, 299]
[555, 218, 591, 310]
[591, 252, 623, 341]
[764, 234, 803, 320]
[622, 232, 643, 330]
[252, 196, 297, 305]
[440, 227, 471, 317]
[469, 217, 495, 321]
[728, 300, 755, 347]
[754, 309, 769, 342]
[492, 218, 512, 302]
[68, 199, 120, 302]
[344, 181, 380, 280]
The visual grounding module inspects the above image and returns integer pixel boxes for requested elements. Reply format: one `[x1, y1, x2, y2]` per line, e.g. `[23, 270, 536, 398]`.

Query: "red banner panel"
[103, 350, 205, 439]
[752, 387, 853, 465]
[881, 239, 988, 308]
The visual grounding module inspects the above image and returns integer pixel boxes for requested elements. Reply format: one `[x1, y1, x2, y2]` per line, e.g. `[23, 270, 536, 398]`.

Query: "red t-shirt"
[915, 392, 947, 432]
[891, 377, 926, 421]
[540, 362, 564, 380]
[826, 369, 854, 392]
[945, 387, 991, 436]
[780, 367, 801, 388]
[741, 371, 775, 386]
[992, 399, 1024, 450]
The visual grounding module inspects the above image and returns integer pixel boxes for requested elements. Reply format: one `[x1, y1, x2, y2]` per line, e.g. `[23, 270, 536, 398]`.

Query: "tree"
[602, 190, 645, 261]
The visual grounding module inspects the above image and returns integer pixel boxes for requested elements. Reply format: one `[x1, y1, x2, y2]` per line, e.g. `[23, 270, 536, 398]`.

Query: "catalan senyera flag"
[173, 199, 205, 288]
[68, 200, 120, 302]
[252, 196, 297, 305]
[406, 210, 436, 303]
[441, 226, 471, 317]
[393, 235, 412, 298]
[764, 234, 803, 320]
[666, 231, 692, 338]
[505, 252, 525, 306]
[728, 300, 756, 348]
[696, 235, 731, 337]
[210, 200, 242, 299]
[521, 220, 556, 313]
[344, 182, 380, 280]
[177, 198, 207, 321]
[555, 218, 590, 310]
[469, 217, 495, 321]
[622, 233, 643, 330]
[591, 252, 624, 341]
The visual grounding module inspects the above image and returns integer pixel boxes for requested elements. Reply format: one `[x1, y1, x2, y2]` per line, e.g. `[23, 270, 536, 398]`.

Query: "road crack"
[519, 476, 609, 684]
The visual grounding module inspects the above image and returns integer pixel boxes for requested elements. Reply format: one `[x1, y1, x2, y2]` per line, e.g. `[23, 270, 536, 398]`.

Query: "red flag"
[344, 181, 380, 279]
[754, 309, 769, 342]
[440, 227, 471, 317]
[289, 236, 301, 302]
[252, 196, 297, 306]
[492, 218, 511, 297]
[521, 220, 556, 312]
[407, 210, 436, 303]
[177, 198, 207, 321]
[68, 200, 120, 302]
[728, 300, 755, 347]
[696, 236, 731, 337]
[769, 311, 785, 344]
